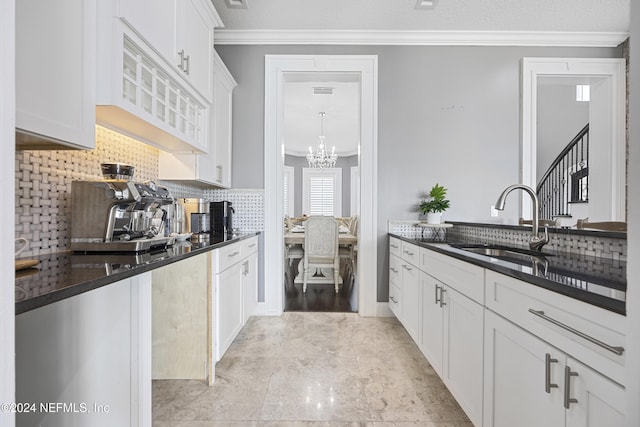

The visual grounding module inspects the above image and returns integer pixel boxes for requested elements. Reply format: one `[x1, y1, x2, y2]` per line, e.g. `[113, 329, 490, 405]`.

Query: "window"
[302, 168, 342, 216]
[283, 166, 295, 217]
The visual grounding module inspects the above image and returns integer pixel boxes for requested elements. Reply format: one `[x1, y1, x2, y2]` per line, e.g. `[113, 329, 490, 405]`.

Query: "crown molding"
[214, 29, 628, 47]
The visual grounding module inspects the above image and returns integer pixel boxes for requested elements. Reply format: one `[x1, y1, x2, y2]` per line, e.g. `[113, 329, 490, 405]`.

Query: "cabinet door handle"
[439, 288, 447, 307]
[434, 284, 441, 305]
[389, 296, 398, 304]
[564, 366, 579, 409]
[242, 261, 249, 276]
[528, 309, 624, 356]
[216, 165, 223, 182]
[184, 53, 190, 75]
[177, 49, 185, 70]
[544, 353, 559, 393]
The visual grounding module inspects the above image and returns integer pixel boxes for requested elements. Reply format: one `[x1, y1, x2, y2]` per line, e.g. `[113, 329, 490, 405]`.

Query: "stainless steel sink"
[450, 244, 553, 265]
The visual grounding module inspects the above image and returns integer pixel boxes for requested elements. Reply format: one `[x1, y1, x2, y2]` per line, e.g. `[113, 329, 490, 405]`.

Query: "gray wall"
[217, 44, 621, 302]
[285, 154, 358, 217]
[537, 83, 590, 181]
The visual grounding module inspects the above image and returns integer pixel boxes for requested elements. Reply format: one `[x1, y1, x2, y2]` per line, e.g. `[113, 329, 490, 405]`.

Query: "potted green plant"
[419, 183, 451, 224]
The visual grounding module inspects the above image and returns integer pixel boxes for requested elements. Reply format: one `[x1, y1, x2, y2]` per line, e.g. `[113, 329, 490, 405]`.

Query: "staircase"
[536, 124, 589, 220]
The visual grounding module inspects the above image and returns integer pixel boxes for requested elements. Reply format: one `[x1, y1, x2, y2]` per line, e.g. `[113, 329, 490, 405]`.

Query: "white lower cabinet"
[442, 285, 484, 426]
[420, 271, 484, 426]
[388, 236, 626, 427]
[484, 309, 566, 427]
[213, 236, 259, 362]
[420, 274, 444, 374]
[215, 258, 244, 361]
[484, 309, 625, 427]
[16, 274, 152, 427]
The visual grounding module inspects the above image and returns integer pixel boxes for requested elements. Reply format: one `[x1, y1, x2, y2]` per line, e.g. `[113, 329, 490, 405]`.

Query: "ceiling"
[211, 0, 630, 158]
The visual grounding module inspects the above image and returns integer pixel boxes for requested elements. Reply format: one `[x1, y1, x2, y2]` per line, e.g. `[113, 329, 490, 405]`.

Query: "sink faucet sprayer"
[494, 184, 549, 252]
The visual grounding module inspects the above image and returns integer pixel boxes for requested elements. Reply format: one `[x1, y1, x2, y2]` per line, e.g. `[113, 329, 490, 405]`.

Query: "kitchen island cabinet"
[16, 0, 96, 149]
[15, 273, 152, 427]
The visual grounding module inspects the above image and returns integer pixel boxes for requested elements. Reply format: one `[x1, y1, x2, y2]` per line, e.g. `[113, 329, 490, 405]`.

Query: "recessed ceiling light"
[225, 0, 248, 9]
[415, 0, 438, 10]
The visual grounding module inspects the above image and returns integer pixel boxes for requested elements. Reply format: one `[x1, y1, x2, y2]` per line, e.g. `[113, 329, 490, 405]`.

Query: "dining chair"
[300, 216, 341, 293]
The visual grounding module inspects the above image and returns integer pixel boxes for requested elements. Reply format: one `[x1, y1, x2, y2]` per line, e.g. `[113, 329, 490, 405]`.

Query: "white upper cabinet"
[211, 51, 237, 188]
[96, 0, 222, 153]
[119, 0, 177, 63]
[158, 51, 236, 187]
[118, 0, 220, 102]
[15, 0, 96, 149]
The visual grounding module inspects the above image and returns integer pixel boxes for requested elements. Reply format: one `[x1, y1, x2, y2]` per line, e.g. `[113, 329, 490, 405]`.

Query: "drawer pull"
[389, 296, 398, 304]
[528, 309, 624, 356]
[390, 267, 398, 273]
[402, 265, 412, 271]
[564, 366, 579, 409]
[439, 288, 447, 307]
[404, 250, 414, 256]
[390, 244, 399, 249]
[248, 243, 256, 248]
[544, 353, 559, 393]
[228, 251, 240, 258]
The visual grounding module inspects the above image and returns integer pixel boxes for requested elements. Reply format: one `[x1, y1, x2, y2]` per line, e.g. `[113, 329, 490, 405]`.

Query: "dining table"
[284, 225, 358, 246]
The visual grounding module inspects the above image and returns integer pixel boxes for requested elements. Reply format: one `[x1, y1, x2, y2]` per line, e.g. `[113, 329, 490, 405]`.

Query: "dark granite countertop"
[390, 234, 626, 315]
[15, 233, 260, 315]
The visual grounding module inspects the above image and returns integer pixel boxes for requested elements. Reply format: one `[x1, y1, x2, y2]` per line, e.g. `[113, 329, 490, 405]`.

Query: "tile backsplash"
[16, 126, 264, 257]
[388, 220, 627, 261]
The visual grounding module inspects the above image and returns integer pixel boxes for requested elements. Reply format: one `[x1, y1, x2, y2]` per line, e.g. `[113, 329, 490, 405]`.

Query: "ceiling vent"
[313, 87, 334, 95]
[225, 0, 248, 9]
[415, 0, 438, 9]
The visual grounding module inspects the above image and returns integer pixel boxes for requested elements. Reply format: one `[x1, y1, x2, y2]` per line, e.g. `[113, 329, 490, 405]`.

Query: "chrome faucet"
[494, 184, 549, 252]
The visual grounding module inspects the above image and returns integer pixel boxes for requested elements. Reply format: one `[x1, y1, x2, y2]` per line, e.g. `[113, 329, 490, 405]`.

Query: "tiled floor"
[153, 313, 472, 427]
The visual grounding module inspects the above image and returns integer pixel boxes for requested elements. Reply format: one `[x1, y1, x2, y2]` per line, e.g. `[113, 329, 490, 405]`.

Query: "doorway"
[282, 72, 360, 312]
[263, 55, 378, 317]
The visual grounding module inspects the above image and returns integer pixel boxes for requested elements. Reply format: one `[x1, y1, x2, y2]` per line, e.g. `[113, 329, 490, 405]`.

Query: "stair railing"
[536, 124, 589, 220]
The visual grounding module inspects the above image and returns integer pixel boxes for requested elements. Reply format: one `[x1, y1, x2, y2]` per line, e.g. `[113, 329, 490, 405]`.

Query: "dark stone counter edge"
[15, 233, 261, 315]
[389, 234, 626, 316]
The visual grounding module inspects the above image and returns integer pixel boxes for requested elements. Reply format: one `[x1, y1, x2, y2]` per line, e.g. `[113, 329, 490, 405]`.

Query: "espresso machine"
[71, 180, 175, 252]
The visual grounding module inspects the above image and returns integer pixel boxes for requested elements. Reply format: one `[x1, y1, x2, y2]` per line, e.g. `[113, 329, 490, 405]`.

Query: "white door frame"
[263, 55, 378, 316]
[521, 57, 626, 220]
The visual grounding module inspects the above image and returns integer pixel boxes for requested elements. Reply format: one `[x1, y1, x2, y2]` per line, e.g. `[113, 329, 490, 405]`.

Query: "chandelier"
[307, 112, 338, 168]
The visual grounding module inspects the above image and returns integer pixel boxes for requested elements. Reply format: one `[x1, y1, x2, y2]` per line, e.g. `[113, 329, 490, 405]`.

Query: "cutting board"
[15, 259, 39, 271]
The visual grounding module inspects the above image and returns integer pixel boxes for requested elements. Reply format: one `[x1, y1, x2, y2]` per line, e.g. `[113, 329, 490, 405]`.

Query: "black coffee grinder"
[210, 201, 234, 235]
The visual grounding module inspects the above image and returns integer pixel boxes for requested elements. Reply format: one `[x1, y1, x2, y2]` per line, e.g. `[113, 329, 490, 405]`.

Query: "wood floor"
[284, 259, 356, 312]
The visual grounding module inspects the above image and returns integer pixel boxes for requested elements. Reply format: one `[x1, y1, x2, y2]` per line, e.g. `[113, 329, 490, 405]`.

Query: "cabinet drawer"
[242, 236, 258, 256]
[216, 241, 243, 272]
[420, 247, 485, 304]
[389, 237, 402, 257]
[389, 282, 402, 319]
[389, 254, 402, 286]
[401, 241, 419, 266]
[485, 270, 626, 386]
